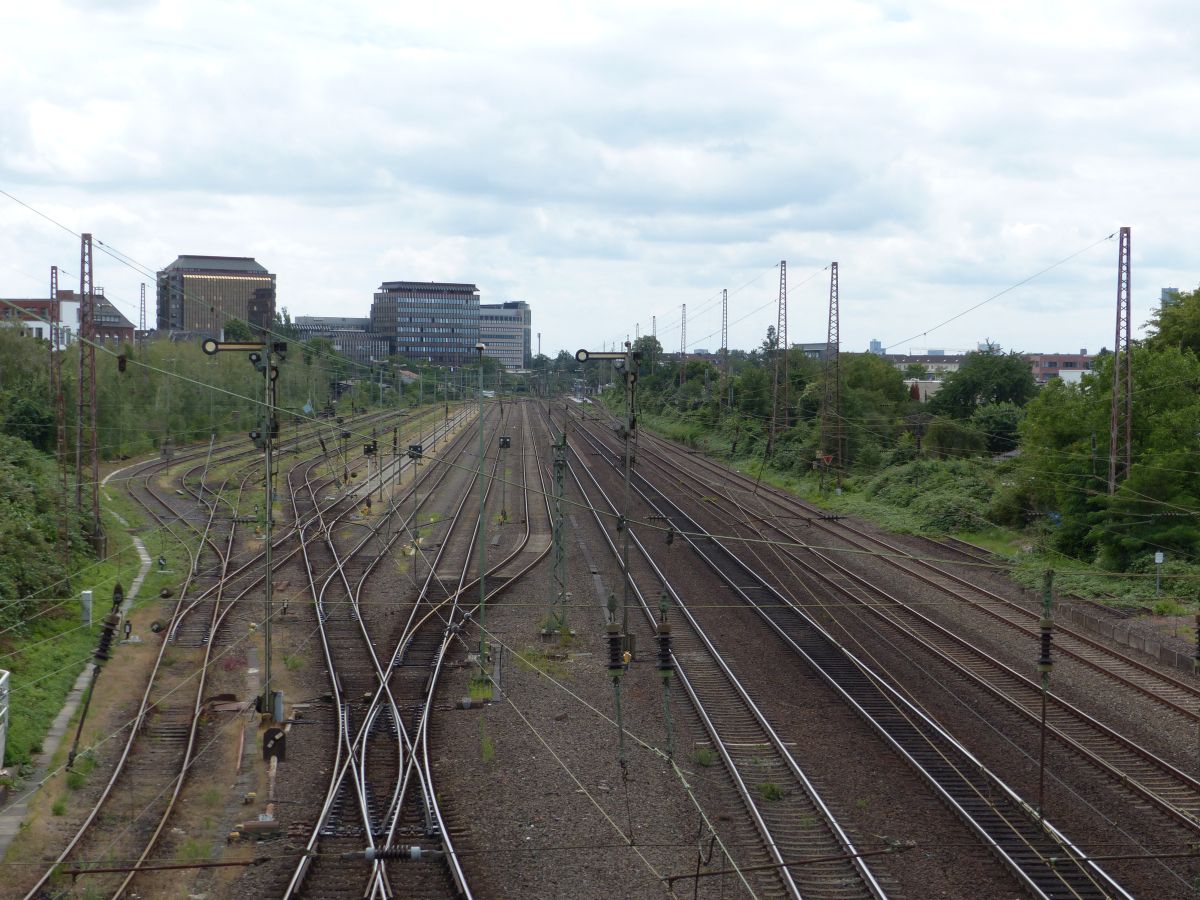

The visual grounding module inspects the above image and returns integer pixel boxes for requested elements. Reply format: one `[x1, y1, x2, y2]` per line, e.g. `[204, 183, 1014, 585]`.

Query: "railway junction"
[4, 394, 1196, 899]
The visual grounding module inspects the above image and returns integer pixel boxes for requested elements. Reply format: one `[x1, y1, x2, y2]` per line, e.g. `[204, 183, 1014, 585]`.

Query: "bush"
[988, 479, 1040, 528]
[925, 418, 987, 458]
[864, 458, 996, 533]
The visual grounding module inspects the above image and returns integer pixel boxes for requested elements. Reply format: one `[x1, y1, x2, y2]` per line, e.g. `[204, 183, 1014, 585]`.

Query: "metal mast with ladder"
[769, 260, 788, 454]
[1107, 226, 1132, 494]
[820, 262, 843, 487]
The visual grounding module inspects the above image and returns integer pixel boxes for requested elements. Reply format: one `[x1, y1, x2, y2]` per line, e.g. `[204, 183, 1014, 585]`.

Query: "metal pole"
[476, 343, 488, 676]
[1037, 569, 1054, 820]
[262, 350, 275, 713]
[620, 341, 637, 641]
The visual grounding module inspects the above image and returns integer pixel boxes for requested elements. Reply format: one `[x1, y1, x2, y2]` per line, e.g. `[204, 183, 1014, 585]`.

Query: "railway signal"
[67, 583, 123, 770]
[577, 343, 641, 650]
[544, 426, 570, 637]
[1037, 570, 1055, 821]
[202, 334, 286, 713]
[498, 434, 512, 523]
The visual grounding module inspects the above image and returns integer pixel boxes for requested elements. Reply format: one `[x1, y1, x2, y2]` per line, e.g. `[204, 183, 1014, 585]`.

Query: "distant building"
[292, 316, 388, 367]
[1027, 350, 1092, 384]
[883, 353, 965, 378]
[1, 296, 62, 343]
[479, 301, 532, 370]
[904, 379, 943, 401]
[156, 255, 275, 338]
[292, 316, 389, 366]
[868, 339, 883, 355]
[294, 316, 372, 334]
[1162, 287, 1181, 310]
[0, 289, 131, 347]
[791, 341, 830, 360]
[371, 281, 480, 367]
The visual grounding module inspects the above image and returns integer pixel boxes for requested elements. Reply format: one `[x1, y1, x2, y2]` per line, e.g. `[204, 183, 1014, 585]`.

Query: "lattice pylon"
[74, 234, 101, 545]
[820, 263, 842, 483]
[680, 303, 687, 389]
[50, 266, 70, 580]
[1107, 227, 1132, 494]
[769, 261, 788, 452]
[720, 288, 729, 407]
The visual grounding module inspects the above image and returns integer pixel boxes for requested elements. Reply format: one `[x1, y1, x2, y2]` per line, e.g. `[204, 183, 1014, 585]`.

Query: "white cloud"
[1, 0, 1197, 356]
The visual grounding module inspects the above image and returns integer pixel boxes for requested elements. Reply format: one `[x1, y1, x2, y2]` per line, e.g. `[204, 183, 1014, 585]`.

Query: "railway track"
[21, 408, 428, 898]
[553, 405, 890, 899]
[566, 407, 1133, 899]
[286, 399, 555, 898]
[616, 418, 1200, 853]
[640, 427, 1200, 722]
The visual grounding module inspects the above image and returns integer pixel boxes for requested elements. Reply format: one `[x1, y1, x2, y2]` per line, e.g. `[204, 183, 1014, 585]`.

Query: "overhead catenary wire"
[882, 232, 1118, 353]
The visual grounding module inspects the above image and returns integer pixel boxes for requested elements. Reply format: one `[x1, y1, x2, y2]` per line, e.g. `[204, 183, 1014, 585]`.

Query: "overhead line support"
[1107, 226, 1132, 494]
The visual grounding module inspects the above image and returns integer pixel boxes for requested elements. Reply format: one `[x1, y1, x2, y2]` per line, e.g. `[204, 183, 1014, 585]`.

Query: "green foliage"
[479, 718, 495, 764]
[1020, 346, 1200, 567]
[970, 402, 1023, 454]
[691, 747, 717, 767]
[865, 459, 995, 533]
[222, 319, 254, 341]
[178, 837, 212, 861]
[756, 782, 784, 802]
[928, 346, 1037, 418]
[0, 434, 87, 627]
[2, 397, 54, 452]
[1144, 284, 1200, 355]
[924, 417, 987, 458]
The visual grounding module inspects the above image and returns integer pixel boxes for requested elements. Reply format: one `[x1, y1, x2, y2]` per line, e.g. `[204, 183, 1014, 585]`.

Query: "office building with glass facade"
[480, 301, 531, 370]
[370, 281, 480, 366]
[156, 255, 275, 338]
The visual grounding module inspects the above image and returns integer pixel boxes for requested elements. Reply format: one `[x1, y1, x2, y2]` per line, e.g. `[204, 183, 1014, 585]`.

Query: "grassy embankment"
[635, 408, 1197, 617]
[2, 460, 196, 771]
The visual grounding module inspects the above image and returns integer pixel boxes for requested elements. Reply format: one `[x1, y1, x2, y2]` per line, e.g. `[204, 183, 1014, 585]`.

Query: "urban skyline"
[3, 4, 1197, 361]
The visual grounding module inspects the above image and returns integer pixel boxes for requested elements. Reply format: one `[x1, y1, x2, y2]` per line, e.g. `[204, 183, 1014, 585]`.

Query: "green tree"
[2, 397, 53, 452]
[970, 402, 1023, 454]
[1144, 284, 1200, 355]
[928, 347, 1036, 419]
[223, 318, 254, 341]
[903, 362, 929, 380]
[633, 335, 662, 372]
[1019, 346, 1200, 567]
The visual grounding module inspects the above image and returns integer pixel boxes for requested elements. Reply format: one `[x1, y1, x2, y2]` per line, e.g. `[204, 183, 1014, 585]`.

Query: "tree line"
[597, 285, 1200, 577]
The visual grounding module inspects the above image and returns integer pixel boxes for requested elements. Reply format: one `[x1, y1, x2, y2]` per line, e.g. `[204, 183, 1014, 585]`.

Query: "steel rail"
[569, 412, 1132, 900]
[394, 400, 555, 899]
[284, 408, 485, 897]
[23, 411, 418, 898]
[640, 428, 1200, 720]
[629, 437, 1200, 839]
[557, 403, 888, 900]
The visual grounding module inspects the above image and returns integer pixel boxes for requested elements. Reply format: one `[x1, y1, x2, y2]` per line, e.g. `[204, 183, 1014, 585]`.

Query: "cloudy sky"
[2, 0, 1197, 358]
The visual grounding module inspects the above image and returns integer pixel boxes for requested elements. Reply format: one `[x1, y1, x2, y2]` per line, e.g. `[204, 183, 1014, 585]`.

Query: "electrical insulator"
[607, 623, 624, 677]
[657, 621, 673, 680]
[94, 611, 121, 663]
[1037, 618, 1053, 673]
